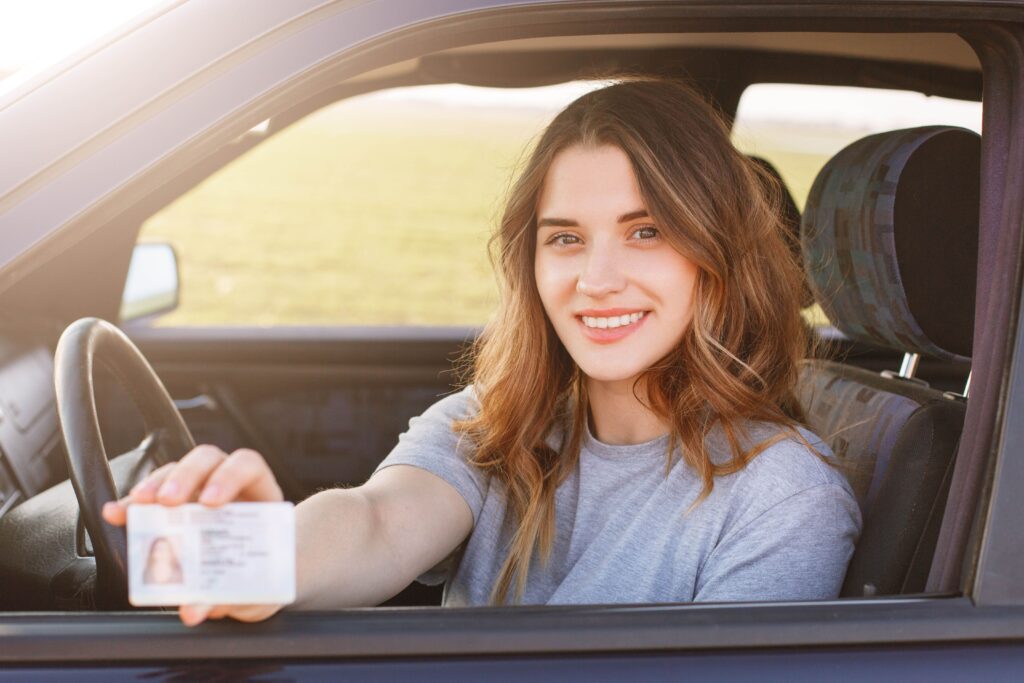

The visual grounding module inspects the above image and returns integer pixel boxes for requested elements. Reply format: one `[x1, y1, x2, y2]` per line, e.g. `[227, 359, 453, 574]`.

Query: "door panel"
[118, 326, 472, 495]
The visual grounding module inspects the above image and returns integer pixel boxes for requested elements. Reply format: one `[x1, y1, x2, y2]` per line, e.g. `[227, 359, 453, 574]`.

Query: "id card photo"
[127, 502, 296, 607]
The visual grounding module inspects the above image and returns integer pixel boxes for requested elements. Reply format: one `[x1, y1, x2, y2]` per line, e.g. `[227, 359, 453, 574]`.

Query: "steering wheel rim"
[54, 317, 195, 608]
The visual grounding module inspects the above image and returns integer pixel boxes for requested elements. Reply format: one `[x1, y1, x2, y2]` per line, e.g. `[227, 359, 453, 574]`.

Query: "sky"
[0, 0, 981, 135]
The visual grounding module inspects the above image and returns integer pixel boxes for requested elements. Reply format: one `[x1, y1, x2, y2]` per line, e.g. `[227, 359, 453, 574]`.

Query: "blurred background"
[1, 1, 983, 327]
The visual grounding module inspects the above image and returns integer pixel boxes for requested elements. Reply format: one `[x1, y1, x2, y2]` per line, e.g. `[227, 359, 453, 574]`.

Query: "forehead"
[537, 144, 646, 218]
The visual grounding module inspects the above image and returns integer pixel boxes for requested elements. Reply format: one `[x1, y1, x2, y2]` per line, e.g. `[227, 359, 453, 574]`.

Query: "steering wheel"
[54, 317, 195, 608]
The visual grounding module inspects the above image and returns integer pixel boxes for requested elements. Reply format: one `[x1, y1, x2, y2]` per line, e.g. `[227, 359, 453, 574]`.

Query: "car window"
[135, 83, 600, 327]
[137, 82, 982, 329]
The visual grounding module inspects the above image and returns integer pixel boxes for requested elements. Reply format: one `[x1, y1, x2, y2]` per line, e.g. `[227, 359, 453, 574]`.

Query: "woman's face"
[534, 144, 699, 386]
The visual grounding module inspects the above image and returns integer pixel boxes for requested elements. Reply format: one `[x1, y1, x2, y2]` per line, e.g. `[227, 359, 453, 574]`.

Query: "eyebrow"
[536, 209, 650, 229]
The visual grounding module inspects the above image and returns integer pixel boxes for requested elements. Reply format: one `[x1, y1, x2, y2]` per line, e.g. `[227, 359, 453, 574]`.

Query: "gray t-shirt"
[374, 386, 861, 606]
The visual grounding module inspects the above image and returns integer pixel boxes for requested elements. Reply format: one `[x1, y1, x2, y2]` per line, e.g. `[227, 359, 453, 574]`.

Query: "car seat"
[797, 125, 980, 597]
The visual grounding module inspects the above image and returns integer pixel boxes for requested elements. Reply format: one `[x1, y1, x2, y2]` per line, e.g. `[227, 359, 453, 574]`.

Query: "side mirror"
[120, 242, 180, 323]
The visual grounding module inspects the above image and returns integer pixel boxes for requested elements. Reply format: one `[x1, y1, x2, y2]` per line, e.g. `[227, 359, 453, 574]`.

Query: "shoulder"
[396, 385, 482, 457]
[414, 385, 480, 423]
[376, 384, 489, 521]
[707, 421, 859, 528]
[735, 422, 847, 494]
[704, 421, 841, 488]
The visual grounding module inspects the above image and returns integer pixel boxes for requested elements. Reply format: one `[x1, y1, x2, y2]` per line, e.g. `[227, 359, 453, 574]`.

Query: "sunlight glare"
[0, 0, 166, 74]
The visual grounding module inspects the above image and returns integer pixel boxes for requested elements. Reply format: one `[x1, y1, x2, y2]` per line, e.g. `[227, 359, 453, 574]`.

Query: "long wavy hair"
[454, 77, 810, 605]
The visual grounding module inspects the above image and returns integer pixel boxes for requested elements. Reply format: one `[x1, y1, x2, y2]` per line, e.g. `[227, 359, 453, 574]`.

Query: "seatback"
[798, 126, 980, 596]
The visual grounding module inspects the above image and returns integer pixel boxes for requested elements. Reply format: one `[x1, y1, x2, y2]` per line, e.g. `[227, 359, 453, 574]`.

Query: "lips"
[575, 310, 650, 344]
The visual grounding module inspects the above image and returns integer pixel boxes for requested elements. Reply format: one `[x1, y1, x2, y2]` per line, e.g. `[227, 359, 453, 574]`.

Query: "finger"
[183, 603, 280, 625]
[179, 604, 214, 627]
[101, 500, 127, 526]
[128, 463, 178, 504]
[229, 603, 284, 623]
[206, 605, 233, 620]
[198, 449, 283, 506]
[157, 445, 228, 505]
[101, 493, 136, 526]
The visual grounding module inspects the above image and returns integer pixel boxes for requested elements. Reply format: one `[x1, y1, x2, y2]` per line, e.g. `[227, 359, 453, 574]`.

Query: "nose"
[576, 242, 626, 298]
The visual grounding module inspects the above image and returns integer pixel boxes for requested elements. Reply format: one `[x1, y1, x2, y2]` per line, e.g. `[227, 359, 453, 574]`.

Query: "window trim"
[4, 597, 1024, 664]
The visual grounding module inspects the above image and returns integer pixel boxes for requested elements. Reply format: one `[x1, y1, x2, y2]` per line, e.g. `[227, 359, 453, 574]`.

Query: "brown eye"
[546, 232, 581, 246]
[631, 226, 659, 240]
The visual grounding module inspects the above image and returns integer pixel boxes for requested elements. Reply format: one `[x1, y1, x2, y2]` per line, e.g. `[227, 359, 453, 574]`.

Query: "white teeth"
[581, 311, 646, 329]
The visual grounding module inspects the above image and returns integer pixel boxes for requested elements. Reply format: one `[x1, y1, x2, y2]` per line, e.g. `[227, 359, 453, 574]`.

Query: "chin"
[576, 362, 649, 386]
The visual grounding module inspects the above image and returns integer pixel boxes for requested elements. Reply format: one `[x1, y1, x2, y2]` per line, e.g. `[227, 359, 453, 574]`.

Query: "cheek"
[534, 254, 572, 311]
[678, 260, 700, 312]
[655, 254, 700, 322]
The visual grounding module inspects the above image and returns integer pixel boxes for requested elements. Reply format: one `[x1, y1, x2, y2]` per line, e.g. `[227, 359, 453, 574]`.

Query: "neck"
[585, 375, 670, 445]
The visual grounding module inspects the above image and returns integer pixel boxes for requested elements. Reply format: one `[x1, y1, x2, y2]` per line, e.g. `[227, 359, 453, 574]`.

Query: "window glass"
[138, 83, 598, 327]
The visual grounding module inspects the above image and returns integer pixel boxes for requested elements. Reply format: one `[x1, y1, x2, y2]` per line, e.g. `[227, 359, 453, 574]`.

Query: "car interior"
[0, 28, 985, 612]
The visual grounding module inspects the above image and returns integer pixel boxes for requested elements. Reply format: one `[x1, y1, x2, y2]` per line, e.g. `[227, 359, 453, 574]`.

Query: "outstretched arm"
[102, 447, 473, 625]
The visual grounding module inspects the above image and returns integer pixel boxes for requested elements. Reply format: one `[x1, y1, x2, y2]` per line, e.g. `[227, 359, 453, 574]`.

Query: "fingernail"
[158, 480, 179, 500]
[102, 502, 114, 517]
[199, 485, 220, 505]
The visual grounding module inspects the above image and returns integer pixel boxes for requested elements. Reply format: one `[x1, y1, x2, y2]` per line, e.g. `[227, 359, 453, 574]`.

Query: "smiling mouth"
[578, 311, 647, 329]
[575, 310, 650, 343]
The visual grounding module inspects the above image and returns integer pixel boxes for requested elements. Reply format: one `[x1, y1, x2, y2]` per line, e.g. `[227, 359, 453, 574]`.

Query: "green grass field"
[139, 99, 838, 327]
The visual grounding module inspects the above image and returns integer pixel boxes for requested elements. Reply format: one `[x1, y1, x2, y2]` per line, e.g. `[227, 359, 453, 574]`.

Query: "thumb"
[179, 604, 214, 627]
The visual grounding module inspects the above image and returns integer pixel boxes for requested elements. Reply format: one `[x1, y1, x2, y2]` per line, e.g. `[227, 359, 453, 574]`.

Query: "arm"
[293, 464, 472, 609]
[102, 447, 473, 624]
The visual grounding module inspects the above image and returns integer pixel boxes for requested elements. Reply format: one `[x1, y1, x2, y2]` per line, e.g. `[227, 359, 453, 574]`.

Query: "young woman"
[103, 77, 861, 625]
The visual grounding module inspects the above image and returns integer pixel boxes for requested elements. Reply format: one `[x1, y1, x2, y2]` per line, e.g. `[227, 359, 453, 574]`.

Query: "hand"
[101, 445, 287, 626]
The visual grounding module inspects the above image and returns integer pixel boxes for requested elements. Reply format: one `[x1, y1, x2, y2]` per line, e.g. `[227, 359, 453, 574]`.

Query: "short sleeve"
[693, 482, 861, 602]
[372, 387, 489, 587]
[373, 386, 488, 525]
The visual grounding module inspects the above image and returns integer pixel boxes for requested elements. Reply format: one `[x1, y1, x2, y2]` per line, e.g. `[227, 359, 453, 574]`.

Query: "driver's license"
[126, 502, 295, 607]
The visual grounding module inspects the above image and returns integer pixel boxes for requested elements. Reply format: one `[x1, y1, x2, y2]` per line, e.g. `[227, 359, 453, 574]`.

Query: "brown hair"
[454, 77, 810, 605]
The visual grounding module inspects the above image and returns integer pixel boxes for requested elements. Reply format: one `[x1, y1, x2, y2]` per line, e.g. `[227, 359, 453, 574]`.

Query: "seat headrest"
[801, 126, 980, 361]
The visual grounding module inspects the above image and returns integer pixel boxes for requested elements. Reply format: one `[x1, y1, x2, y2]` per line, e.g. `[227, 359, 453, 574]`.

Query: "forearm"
[290, 487, 410, 609]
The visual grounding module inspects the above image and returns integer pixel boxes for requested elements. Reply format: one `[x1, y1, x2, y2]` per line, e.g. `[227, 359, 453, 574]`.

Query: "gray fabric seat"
[798, 126, 980, 596]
